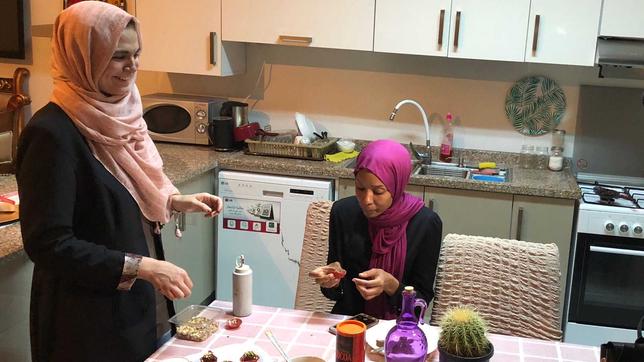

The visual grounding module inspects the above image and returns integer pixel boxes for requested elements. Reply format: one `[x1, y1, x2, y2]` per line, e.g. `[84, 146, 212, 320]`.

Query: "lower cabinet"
[511, 194, 576, 313]
[425, 187, 513, 239]
[162, 172, 216, 312]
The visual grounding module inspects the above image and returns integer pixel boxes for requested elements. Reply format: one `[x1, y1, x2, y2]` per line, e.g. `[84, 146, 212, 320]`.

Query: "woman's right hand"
[138, 257, 193, 300]
[308, 261, 346, 289]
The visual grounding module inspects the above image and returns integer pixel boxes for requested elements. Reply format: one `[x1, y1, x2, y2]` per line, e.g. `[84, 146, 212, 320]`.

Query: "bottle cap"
[235, 255, 251, 273]
[446, 113, 453, 123]
[404, 286, 414, 292]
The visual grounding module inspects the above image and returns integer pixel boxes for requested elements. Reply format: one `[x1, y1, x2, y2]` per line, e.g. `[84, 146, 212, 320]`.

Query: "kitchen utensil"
[208, 116, 238, 151]
[295, 112, 317, 141]
[265, 329, 290, 361]
[220, 101, 249, 127]
[233, 122, 260, 142]
[313, 131, 328, 140]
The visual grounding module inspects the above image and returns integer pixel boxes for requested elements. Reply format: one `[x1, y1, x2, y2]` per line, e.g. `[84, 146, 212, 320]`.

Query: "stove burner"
[579, 181, 644, 209]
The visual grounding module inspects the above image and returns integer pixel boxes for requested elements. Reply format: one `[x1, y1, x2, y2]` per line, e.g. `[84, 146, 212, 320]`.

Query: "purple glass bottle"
[384, 286, 428, 362]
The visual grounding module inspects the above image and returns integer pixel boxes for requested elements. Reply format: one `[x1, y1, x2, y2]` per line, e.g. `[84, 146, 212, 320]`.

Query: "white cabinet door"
[600, 0, 644, 38]
[136, 0, 245, 76]
[374, 0, 451, 56]
[525, 0, 601, 66]
[222, 0, 375, 51]
[447, 0, 530, 62]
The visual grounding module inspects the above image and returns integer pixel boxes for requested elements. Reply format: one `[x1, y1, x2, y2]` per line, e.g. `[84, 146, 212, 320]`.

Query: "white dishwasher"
[216, 171, 333, 308]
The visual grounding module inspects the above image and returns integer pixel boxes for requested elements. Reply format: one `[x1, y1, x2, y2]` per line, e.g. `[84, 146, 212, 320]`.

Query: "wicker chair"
[294, 200, 335, 313]
[0, 67, 31, 174]
[430, 233, 562, 341]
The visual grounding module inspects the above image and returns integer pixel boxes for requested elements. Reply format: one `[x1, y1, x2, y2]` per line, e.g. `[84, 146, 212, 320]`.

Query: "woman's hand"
[352, 268, 399, 301]
[171, 193, 223, 217]
[138, 257, 193, 300]
[308, 261, 346, 289]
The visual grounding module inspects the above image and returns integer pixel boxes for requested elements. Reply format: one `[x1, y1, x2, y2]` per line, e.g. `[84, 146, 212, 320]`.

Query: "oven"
[564, 183, 644, 346]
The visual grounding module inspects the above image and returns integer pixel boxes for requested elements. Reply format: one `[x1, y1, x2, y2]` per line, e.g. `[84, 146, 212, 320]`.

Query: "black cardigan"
[322, 196, 442, 317]
[17, 103, 164, 362]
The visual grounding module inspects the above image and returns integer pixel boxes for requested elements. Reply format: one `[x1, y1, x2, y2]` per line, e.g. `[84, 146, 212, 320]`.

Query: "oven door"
[569, 232, 644, 329]
[144, 103, 206, 145]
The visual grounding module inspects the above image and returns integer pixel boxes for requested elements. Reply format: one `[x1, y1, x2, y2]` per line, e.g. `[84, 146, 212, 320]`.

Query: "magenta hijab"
[354, 140, 425, 319]
[50, 2, 178, 223]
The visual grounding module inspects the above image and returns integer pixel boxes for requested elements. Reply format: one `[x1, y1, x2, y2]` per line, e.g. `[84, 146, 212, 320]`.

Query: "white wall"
[3, 2, 644, 157]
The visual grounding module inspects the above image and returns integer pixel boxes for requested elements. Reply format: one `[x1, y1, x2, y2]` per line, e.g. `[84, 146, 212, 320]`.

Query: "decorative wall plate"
[505, 76, 566, 136]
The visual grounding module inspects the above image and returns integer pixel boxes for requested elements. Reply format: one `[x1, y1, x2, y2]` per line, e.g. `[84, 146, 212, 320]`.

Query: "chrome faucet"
[389, 99, 431, 164]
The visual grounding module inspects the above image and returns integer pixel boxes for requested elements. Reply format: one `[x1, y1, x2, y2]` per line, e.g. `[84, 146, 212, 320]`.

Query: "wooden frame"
[0, 67, 31, 174]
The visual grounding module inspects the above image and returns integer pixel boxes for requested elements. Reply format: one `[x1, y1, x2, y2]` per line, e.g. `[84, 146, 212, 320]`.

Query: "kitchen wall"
[3, 1, 644, 157]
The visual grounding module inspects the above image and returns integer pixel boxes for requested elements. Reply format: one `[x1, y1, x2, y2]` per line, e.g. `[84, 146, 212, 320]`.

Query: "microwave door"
[144, 104, 207, 145]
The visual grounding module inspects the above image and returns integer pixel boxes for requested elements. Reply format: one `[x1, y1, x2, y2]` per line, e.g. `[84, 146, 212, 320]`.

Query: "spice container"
[535, 146, 549, 170]
[548, 147, 564, 171]
[336, 319, 366, 362]
[520, 145, 535, 169]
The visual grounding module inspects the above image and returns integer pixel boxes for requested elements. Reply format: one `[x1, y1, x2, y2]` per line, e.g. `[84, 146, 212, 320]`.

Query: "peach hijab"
[50, 2, 178, 223]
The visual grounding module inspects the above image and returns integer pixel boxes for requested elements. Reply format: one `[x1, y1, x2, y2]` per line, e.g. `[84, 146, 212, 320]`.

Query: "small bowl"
[337, 139, 356, 153]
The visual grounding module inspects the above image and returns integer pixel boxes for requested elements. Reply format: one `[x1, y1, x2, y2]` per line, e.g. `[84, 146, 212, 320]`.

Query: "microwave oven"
[141, 93, 227, 145]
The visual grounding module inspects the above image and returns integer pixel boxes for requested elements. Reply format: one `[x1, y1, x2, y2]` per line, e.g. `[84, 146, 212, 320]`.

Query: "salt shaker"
[232, 255, 252, 317]
[548, 147, 564, 171]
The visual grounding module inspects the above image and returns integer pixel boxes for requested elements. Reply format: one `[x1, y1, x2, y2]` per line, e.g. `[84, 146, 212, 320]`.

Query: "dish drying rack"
[245, 137, 338, 160]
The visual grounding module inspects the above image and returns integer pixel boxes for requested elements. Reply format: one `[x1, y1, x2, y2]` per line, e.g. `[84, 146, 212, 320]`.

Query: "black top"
[322, 196, 442, 317]
[16, 103, 164, 362]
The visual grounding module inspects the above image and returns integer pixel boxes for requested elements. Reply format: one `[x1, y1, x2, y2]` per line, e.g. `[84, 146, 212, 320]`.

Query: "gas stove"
[579, 182, 644, 210]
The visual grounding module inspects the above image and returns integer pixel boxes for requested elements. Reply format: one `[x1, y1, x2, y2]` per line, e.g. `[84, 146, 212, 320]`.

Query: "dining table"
[146, 300, 601, 362]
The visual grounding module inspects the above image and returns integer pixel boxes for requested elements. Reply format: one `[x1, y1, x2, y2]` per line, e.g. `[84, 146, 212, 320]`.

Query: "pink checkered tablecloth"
[147, 300, 600, 362]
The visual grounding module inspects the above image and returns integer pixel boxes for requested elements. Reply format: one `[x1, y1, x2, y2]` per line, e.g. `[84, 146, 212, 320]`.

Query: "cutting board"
[0, 191, 19, 224]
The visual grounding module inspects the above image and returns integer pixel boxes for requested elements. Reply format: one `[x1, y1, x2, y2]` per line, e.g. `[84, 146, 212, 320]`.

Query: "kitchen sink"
[413, 162, 511, 183]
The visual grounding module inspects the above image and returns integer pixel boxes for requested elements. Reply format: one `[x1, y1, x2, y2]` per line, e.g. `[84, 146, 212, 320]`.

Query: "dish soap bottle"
[384, 286, 428, 361]
[233, 255, 252, 317]
[439, 113, 454, 162]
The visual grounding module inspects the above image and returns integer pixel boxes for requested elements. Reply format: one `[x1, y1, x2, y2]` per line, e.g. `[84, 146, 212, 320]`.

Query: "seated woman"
[309, 139, 442, 319]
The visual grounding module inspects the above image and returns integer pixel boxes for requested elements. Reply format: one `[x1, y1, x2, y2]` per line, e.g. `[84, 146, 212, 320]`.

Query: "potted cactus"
[437, 306, 494, 362]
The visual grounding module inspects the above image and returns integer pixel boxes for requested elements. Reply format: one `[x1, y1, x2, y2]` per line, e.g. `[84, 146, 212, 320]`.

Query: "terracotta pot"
[438, 343, 494, 362]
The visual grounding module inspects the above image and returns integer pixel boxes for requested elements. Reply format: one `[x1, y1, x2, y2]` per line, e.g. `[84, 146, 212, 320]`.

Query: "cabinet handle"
[438, 9, 446, 48]
[428, 199, 435, 211]
[210, 32, 217, 65]
[278, 35, 313, 45]
[531, 14, 540, 55]
[515, 207, 524, 240]
[453, 11, 461, 50]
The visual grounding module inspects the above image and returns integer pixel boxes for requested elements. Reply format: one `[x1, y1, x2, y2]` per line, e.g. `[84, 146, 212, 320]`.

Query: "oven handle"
[590, 246, 644, 257]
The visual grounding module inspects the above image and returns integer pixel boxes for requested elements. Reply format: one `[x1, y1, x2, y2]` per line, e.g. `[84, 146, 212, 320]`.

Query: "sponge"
[478, 162, 497, 169]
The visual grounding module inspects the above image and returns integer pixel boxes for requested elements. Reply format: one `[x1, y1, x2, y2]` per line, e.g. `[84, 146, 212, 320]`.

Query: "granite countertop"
[0, 142, 580, 261]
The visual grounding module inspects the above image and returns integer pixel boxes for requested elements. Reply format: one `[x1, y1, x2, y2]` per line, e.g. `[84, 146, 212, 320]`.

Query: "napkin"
[325, 150, 359, 163]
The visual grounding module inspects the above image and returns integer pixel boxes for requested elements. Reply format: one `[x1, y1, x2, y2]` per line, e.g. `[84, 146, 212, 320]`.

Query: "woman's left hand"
[171, 193, 223, 217]
[352, 268, 400, 300]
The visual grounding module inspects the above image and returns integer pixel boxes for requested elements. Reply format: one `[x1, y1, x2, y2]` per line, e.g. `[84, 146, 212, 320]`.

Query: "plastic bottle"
[384, 286, 428, 361]
[232, 254, 252, 317]
[439, 113, 454, 162]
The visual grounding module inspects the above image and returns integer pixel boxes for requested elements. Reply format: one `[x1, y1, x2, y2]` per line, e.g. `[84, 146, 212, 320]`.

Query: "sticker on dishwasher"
[222, 197, 281, 234]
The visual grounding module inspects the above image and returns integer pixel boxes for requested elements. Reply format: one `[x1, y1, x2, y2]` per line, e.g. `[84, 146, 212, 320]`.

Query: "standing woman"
[16, 2, 222, 361]
[309, 140, 442, 319]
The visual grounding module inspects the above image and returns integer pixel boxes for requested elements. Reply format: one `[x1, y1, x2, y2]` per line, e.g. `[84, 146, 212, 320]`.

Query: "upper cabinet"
[447, 0, 530, 62]
[136, 0, 245, 76]
[374, 0, 451, 57]
[525, 0, 602, 66]
[600, 0, 644, 38]
[221, 0, 375, 51]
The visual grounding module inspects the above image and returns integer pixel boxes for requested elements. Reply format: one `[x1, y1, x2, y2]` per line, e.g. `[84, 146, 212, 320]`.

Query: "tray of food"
[245, 136, 338, 161]
[168, 305, 226, 342]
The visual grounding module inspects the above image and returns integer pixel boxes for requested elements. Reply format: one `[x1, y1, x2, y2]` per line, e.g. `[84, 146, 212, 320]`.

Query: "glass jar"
[520, 144, 535, 169]
[548, 147, 564, 171]
[552, 129, 566, 149]
[535, 146, 549, 170]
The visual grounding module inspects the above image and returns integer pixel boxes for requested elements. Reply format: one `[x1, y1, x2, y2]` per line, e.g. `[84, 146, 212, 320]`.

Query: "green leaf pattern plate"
[505, 76, 566, 136]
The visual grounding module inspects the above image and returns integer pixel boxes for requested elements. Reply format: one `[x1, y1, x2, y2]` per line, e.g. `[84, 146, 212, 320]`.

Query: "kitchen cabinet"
[374, 0, 451, 57]
[337, 178, 424, 201]
[525, 0, 602, 66]
[511, 195, 575, 310]
[135, 0, 245, 76]
[424, 186, 513, 239]
[600, 0, 644, 39]
[162, 172, 216, 312]
[221, 0, 375, 51]
[447, 0, 530, 62]
[0, 254, 33, 361]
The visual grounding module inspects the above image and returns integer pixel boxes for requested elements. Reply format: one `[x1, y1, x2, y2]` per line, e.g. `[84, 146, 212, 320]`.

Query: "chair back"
[294, 200, 335, 312]
[0, 67, 31, 174]
[431, 233, 562, 340]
